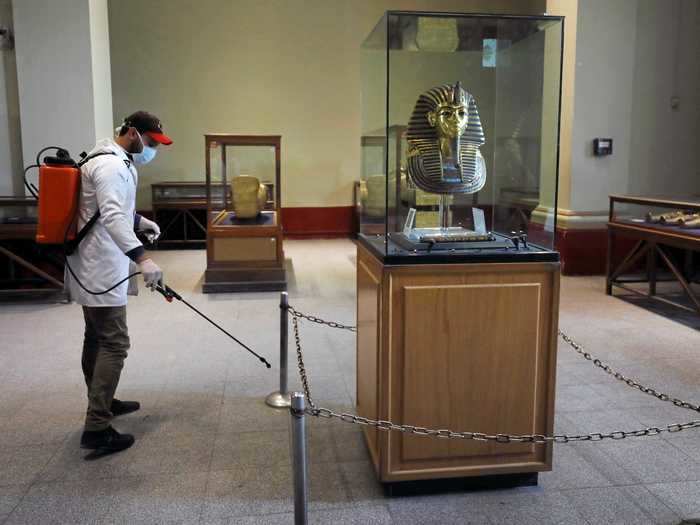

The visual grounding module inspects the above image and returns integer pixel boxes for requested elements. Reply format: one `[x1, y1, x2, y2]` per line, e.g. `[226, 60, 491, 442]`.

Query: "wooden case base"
[204, 211, 287, 293]
[356, 241, 560, 483]
[203, 268, 287, 293]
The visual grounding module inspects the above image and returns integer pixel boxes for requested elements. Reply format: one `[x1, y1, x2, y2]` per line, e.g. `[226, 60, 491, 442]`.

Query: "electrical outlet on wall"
[670, 96, 680, 111]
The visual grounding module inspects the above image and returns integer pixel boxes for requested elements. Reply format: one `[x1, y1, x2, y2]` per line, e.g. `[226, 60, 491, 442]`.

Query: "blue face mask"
[131, 131, 158, 165]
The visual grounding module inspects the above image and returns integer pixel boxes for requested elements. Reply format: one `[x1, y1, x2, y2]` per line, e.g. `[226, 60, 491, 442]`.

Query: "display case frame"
[359, 10, 565, 264]
[607, 194, 700, 315]
[152, 181, 221, 248]
[203, 134, 286, 293]
[0, 197, 67, 301]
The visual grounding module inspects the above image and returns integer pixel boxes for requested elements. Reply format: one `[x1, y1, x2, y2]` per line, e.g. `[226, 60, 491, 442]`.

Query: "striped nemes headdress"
[406, 83, 486, 194]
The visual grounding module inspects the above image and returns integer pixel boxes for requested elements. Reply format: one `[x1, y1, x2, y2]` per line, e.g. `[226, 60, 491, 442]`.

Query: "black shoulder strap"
[66, 151, 129, 255]
[65, 210, 101, 255]
[77, 150, 123, 167]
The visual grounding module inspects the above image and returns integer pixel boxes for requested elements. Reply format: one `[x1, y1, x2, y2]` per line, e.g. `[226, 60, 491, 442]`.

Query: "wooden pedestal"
[356, 241, 560, 483]
[204, 211, 286, 293]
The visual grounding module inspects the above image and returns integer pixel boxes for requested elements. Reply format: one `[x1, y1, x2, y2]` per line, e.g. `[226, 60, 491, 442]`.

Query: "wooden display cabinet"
[203, 134, 286, 293]
[356, 241, 560, 483]
[606, 194, 700, 315]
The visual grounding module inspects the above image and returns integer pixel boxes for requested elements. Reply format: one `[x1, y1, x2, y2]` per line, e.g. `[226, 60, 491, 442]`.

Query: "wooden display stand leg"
[356, 242, 560, 484]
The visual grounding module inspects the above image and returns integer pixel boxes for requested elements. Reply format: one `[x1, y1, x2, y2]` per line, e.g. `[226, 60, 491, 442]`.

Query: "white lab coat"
[65, 138, 143, 307]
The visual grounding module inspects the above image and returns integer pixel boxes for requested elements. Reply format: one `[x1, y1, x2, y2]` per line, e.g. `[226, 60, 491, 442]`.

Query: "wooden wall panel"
[400, 283, 541, 462]
[356, 248, 383, 470]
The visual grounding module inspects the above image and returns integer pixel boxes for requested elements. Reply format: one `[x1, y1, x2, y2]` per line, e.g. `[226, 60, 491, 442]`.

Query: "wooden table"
[606, 194, 700, 315]
[0, 197, 67, 301]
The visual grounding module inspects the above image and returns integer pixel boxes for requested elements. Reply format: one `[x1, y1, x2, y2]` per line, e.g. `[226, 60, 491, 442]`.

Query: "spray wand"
[153, 283, 271, 369]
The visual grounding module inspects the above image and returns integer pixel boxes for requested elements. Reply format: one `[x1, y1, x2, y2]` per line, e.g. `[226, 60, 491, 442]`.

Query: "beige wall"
[627, 0, 699, 197]
[109, 0, 545, 210]
[553, 0, 699, 229]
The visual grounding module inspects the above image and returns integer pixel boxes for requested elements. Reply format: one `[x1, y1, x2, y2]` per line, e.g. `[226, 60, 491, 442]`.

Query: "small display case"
[607, 194, 700, 315]
[609, 195, 700, 236]
[204, 135, 286, 292]
[152, 182, 223, 247]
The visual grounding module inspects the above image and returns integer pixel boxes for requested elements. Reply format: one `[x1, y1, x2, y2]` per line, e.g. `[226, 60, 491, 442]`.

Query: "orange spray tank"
[35, 153, 81, 244]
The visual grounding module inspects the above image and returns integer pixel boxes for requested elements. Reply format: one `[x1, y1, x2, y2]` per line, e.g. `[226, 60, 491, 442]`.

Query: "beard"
[127, 134, 144, 155]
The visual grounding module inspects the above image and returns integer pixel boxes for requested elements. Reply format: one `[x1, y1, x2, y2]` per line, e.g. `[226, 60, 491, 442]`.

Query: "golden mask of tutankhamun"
[405, 82, 486, 194]
[646, 210, 700, 229]
[230, 175, 267, 219]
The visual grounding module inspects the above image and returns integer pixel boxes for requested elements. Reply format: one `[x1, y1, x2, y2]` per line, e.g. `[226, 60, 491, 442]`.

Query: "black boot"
[111, 399, 140, 416]
[80, 426, 135, 453]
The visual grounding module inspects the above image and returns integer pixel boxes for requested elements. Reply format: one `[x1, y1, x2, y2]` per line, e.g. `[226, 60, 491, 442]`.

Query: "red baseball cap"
[122, 111, 173, 145]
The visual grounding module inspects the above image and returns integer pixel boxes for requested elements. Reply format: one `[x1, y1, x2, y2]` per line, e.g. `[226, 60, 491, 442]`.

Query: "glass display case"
[0, 197, 67, 300]
[359, 11, 564, 263]
[607, 194, 700, 315]
[151, 182, 223, 247]
[153, 182, 227, 205]
[204, 135, 286, 292]
[609, 195, 700, 236]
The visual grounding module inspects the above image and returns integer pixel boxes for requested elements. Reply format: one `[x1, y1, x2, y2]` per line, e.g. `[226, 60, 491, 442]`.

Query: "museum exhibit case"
[357, 12, 564, 484]
[607, 194, 700, 315]
[203, 134, 286, 293]
[152, 182, 226, 247]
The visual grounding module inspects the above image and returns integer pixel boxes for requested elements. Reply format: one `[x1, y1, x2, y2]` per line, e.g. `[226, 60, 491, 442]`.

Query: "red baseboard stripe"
[556, 228, 607, 275]
[281, 206, 354, 238]
[143, 205, 617, 274]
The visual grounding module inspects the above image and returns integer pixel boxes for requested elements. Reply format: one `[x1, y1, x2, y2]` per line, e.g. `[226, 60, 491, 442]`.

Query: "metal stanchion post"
[266, 291, 291, 408]
[290, 392, 308, 525]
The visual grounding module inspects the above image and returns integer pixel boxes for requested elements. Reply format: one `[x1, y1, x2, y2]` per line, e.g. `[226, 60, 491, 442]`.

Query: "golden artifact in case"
[231, 175, 268, 219]
[357, 11, 564, 486]
[203, 134, 286, 293]
[406, 81, 486, 195]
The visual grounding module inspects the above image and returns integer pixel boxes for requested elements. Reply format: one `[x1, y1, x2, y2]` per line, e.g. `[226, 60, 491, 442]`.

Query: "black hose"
[24, 146, 71, 201]
[23, 164, 39, 199]
[35, 146, 69, 167]
[62, 197, 141, 296]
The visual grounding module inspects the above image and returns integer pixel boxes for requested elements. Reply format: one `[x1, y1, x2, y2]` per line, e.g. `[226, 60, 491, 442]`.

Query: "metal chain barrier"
[287, 303, 700, 442]
[288, 306, 357, 332]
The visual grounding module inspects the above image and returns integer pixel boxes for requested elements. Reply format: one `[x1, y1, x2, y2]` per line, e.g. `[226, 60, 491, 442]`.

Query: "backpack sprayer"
[25, 147, 271, 368]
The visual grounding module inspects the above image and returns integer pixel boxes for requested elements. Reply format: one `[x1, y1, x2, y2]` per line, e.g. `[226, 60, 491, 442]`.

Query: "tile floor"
[1, 239, 699, 524]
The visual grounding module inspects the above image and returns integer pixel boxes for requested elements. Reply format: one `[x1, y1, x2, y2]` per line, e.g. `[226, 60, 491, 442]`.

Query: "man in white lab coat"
[66, 111, 172, 455]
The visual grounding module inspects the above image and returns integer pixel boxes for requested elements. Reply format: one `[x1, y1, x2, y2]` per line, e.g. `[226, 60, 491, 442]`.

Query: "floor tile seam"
[199, 372, 231, 523]
[4, 429, 72, 523]
[469, 497, 592, 522]
[576, 442, 668, 486]
[631, 486, 684, 524]
[664, 438, 700, 465]
[559, 482, 682, 523]
[36, 465, 214, 485]
[22, 466, 219, 488]
[334, 439, 362, 504]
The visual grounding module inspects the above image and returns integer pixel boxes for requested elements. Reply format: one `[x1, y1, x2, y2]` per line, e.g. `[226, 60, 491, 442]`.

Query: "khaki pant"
[82, 306, 130, 431]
